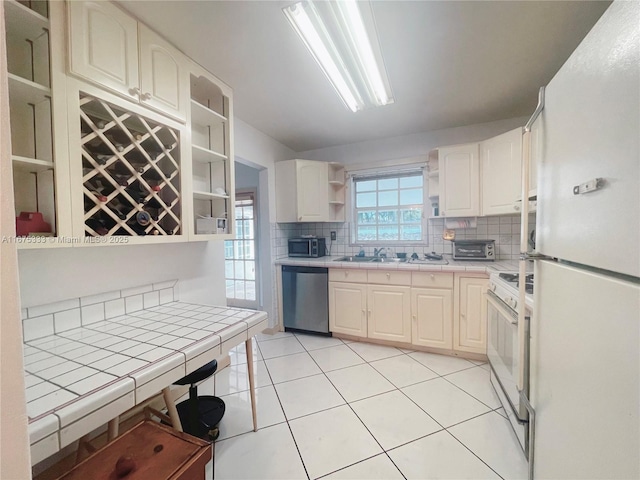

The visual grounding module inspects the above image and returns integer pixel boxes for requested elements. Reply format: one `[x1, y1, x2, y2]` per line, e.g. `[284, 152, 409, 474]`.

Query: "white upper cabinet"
[276, 159, 333, 222]
[68, 1, 139, 101]
[481, 127, 523, 216]
[439, 143, 480, 217]
[68, 1, 187, 121]
[138, 25, 188, 121]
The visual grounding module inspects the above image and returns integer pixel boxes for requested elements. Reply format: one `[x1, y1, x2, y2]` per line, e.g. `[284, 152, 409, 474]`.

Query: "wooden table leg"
[107, 417, 119, 441]
[163, 387, 183, 432]
[245, 337, 258, 432]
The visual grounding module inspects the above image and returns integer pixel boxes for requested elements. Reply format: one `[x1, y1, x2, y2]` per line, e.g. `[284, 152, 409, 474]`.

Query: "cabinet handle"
[514, 204, 521, 211]
[128, 87, 141, 97]
[430, 274, 435, 280]
[345, 271, 349, 277]
[461, 313, 466, 318]
[368, 309, 372, 317]
[412, 314, 416, 321]
[362, 309, 365, 316]
[298, 216, 302, 221]
[141, 92, 152, 101]
[386, 273, 390, 279]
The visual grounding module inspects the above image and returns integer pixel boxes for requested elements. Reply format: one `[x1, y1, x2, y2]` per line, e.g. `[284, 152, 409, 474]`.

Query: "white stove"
[489, 271, 534, 313]
[487, 271, 534, 457]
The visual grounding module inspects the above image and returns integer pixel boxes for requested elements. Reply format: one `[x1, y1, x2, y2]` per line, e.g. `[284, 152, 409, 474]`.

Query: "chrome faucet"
[374, 247, 387, 258]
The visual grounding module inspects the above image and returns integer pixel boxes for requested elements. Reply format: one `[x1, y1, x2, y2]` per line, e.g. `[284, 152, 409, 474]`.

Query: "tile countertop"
[23, 302, 267, 463]
[275, 255, 523, 274]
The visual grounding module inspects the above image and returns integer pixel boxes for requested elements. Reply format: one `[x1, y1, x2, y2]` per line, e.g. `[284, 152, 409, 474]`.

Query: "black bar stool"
[173, 359, 226, 441]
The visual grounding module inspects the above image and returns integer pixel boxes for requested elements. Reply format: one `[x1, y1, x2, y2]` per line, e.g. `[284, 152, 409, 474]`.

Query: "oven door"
[487, 290, 529, 451]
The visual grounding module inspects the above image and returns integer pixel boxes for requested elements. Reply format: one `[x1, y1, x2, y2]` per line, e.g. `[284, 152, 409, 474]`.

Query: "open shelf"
[5, 0, 49, 41]
[8, 74, 51, 104]
[12, 155, 54, 172]
[193, 190, 229, 201]
[190, 99, 227, 127]
[192, 144, 227, 163]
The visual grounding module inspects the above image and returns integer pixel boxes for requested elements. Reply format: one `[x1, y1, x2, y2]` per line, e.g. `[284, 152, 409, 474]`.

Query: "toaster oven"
[452, 239, 495, 261]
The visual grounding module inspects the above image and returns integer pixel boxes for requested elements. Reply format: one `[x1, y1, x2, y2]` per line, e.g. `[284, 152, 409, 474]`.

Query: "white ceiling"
[119, 1, 610, 152]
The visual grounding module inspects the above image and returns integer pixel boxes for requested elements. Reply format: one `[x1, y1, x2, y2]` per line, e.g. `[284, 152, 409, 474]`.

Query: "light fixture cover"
[283, 0, 394, 112]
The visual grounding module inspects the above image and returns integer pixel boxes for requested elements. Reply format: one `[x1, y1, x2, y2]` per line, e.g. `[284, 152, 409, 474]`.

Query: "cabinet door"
[68, 1, 139, 100]
[367, 285, 411, 343]
[138, 25, 187, 122]
[329, 282, 367, 337]
[296, 160, 329, 222]
[454, 276, 489, 354]
[411, 288, 453, 349]
[439, 144, 480, 217]
[481, 127, 523, 216]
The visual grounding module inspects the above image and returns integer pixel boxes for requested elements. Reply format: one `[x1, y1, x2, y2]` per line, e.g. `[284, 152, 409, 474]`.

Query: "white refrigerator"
[528, 1, 640, 478]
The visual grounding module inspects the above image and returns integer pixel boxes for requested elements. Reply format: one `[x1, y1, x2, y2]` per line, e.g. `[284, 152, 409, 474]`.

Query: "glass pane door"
[225, 192, 258, 309]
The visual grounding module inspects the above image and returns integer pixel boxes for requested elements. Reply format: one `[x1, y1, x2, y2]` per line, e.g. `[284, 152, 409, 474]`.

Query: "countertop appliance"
[487, 271, 533, 455]
[518, 3, 639, 478]
[452, 239, 495, 261]
[281, 265, 330, 335]
[288, 237, 326, 258]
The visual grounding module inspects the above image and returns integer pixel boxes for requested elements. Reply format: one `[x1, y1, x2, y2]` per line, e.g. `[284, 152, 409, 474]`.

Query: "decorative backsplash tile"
[269, 214, 535, 261]
[22, 281, 178, 342]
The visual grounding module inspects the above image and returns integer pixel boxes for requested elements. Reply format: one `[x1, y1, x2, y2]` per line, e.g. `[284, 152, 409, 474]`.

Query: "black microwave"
[288, 237, 326, 258]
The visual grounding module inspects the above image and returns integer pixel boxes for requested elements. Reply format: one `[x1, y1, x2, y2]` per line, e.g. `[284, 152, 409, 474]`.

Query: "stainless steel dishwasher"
[282, 265, 330, 335]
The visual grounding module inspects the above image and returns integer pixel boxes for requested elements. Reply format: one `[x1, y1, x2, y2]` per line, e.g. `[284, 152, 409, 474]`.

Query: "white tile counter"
[22, 288, 267, 464]
[275, 255, 522, 273]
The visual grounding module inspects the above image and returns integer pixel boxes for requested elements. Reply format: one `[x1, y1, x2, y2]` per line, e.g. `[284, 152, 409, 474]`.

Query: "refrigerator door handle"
[525, 87, 545, 132]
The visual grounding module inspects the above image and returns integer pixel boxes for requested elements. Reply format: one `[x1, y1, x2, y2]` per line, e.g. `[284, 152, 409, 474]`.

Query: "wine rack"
[79, 93, 181, 236]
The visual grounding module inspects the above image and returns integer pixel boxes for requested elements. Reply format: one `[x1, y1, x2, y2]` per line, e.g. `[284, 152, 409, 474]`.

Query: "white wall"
[18, 242, 225, 307]
[1, 3, 32, 475]
[297, 117, 529, 165]
[233, 118, 296, 326]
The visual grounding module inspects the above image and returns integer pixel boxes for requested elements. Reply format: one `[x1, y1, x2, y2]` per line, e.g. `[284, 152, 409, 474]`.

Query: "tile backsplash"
[270, 214, 535, 261]
[21, 281, 178, 342]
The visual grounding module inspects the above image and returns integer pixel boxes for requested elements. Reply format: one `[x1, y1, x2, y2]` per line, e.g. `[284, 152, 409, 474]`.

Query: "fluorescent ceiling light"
[283, 0, 393, 112]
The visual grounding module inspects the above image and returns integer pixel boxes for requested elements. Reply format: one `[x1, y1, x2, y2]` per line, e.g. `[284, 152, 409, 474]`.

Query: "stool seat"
[175, 396, 225, 440]
[174, 360, 218, 386]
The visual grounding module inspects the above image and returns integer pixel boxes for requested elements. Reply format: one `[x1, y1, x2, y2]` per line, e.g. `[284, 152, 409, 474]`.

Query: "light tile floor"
[203, 332, 527, 480]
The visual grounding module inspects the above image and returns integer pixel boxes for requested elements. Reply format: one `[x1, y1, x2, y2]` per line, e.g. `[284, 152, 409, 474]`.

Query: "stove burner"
[499, 273, 534, 294]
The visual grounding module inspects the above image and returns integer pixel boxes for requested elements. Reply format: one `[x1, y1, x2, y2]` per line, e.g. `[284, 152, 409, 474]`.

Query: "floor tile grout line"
[444, 426, 507, 480]
[217, 334, 516, 480]
[226, 339, 312, 479]
[305, 350, 415, 479]
[439, 367, 500, 411]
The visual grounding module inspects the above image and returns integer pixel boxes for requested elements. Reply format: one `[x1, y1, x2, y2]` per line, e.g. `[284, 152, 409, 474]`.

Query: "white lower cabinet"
[329, 282, 367, 337]
[454, 275, 489, 354]
[411, 288, 453, 349]
[328, 269, 489, 356]
[367, 285, 411, 343]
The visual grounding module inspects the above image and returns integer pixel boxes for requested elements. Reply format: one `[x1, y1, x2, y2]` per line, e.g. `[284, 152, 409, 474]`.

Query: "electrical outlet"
[330, 231, 337, 240]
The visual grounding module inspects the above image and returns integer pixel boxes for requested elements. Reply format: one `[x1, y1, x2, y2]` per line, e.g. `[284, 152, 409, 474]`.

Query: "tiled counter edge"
[274, 256, 522, 273]
[22, 280, 268, 465]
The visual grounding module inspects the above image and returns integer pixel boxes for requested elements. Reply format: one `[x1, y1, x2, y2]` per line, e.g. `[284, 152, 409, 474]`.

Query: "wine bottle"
[86, 218, 108, 236]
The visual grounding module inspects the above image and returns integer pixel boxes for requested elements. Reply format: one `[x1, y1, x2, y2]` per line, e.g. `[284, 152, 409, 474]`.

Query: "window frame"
[349, 168, 427, 245]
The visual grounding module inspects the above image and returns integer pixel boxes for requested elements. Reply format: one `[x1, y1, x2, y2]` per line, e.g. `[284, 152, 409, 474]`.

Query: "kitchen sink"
[334, 256, 377, 262]
[334, 256, 408, 263]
